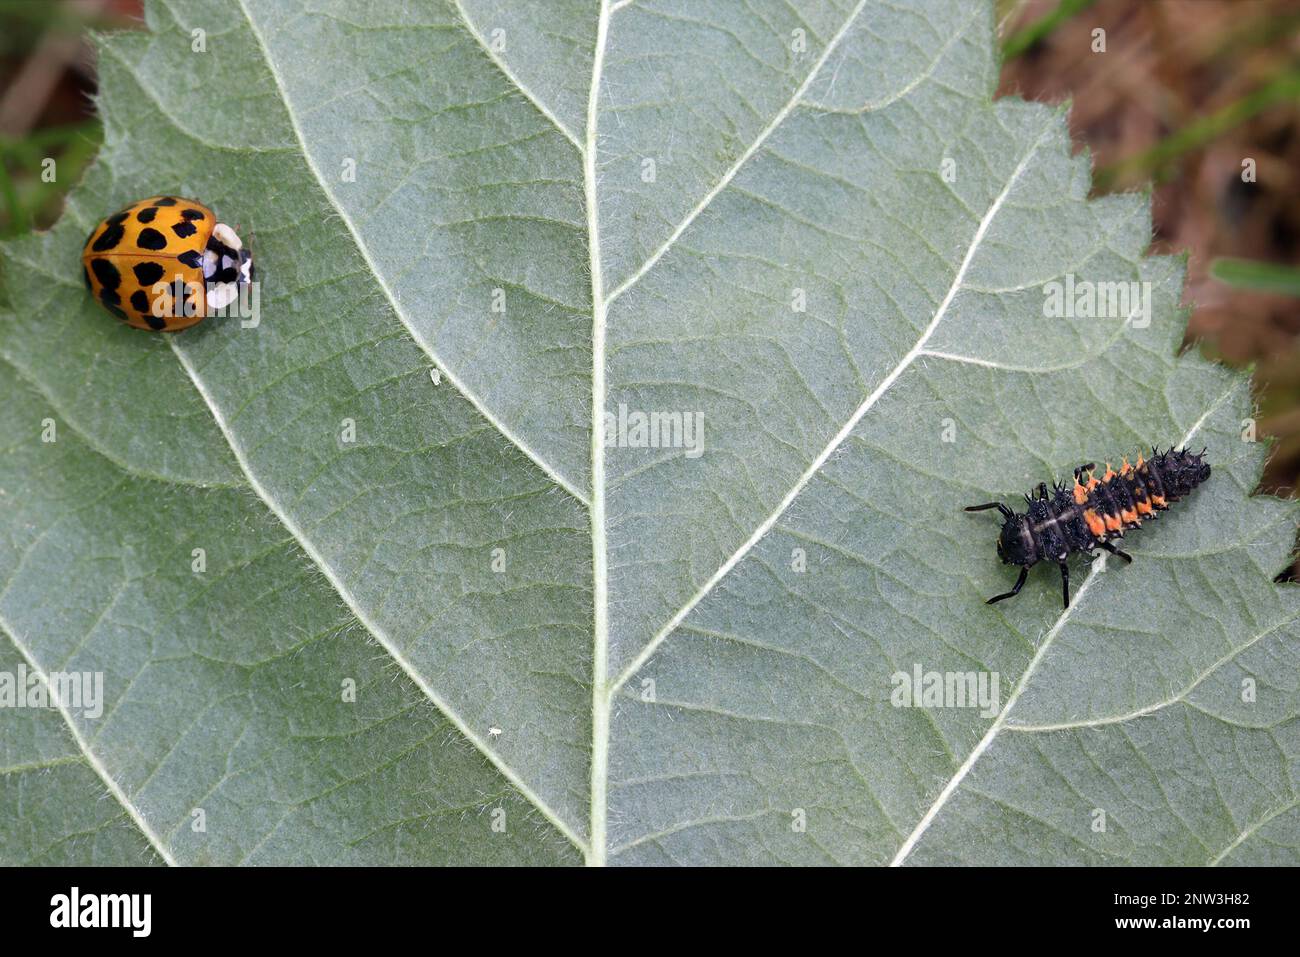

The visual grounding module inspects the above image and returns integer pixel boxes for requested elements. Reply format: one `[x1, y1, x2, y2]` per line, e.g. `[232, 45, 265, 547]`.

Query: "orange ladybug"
[81, 195, 253, 332]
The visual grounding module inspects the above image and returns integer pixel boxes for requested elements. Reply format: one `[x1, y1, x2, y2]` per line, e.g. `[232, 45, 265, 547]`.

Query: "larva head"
[996, 510, 1037, 567]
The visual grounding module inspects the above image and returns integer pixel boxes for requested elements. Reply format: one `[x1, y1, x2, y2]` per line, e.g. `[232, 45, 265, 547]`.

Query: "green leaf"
[1000, 0, 1097, 61]
[1211, 257, 1300, 298]
[2, 0, 1297, 866]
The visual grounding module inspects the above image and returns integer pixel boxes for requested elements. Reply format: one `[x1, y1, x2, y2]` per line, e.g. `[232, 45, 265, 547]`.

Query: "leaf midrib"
[585, 0, 614, 868]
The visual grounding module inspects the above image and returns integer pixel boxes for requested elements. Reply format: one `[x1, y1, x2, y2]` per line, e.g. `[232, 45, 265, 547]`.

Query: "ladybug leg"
[1059, 561, 1070, 609]
[1097, 540, 1133, 564]
[986, 567, 1028, 605]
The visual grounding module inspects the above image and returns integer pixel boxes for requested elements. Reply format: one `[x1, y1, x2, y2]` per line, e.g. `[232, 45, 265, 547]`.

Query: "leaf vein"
[167, 337, 589, 856]
[0, 616, 176, 866]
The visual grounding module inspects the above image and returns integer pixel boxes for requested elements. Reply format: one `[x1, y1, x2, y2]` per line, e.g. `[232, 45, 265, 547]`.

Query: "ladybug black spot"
[145, 311, 167, 330]
[105, 302, 129, 321]
[137, 206, 158, 224]
[130, 290, 151, 314]
[99, 288, 121, 306]
[90, 258, 121, 289]
[181, 208, 206, 221]
[106, 211, 130, 226]
[132, 261, 166, 286]
[92, 223, 125, 252]
[152, 197, 178, 207]
[171, 221, 198, 239]
[177, 250, 203, 269]
[137, 227, 168, 250]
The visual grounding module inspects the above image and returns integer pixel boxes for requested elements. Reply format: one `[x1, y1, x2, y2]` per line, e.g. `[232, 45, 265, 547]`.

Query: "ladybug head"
[204, 222, 254, 310]
[995, 508, 1036, 567]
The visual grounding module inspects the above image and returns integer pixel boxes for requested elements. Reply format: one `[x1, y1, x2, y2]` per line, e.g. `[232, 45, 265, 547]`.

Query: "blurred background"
[1, 0, 1299, 555]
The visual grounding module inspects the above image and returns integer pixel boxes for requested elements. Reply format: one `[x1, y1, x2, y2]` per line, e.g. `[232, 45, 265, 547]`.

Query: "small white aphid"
[488, 726, 502, 738]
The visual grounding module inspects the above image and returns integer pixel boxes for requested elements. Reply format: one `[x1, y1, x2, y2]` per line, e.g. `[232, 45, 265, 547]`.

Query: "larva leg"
[986, 567, 1028, 605]
[1098, 540, 1133, 564]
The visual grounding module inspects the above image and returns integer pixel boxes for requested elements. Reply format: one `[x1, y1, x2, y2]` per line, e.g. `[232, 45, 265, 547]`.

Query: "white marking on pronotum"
[206, 282, 238, 310]
[212, 222, 242, 250]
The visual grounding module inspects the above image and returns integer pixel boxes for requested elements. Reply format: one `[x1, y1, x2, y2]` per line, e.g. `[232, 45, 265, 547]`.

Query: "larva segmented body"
[966, 446, 1211, 608]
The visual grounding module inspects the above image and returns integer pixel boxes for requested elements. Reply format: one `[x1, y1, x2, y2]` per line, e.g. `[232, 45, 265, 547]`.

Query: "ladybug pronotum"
[966, 446, 1211, 609]
[81, 195, 253, 332]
